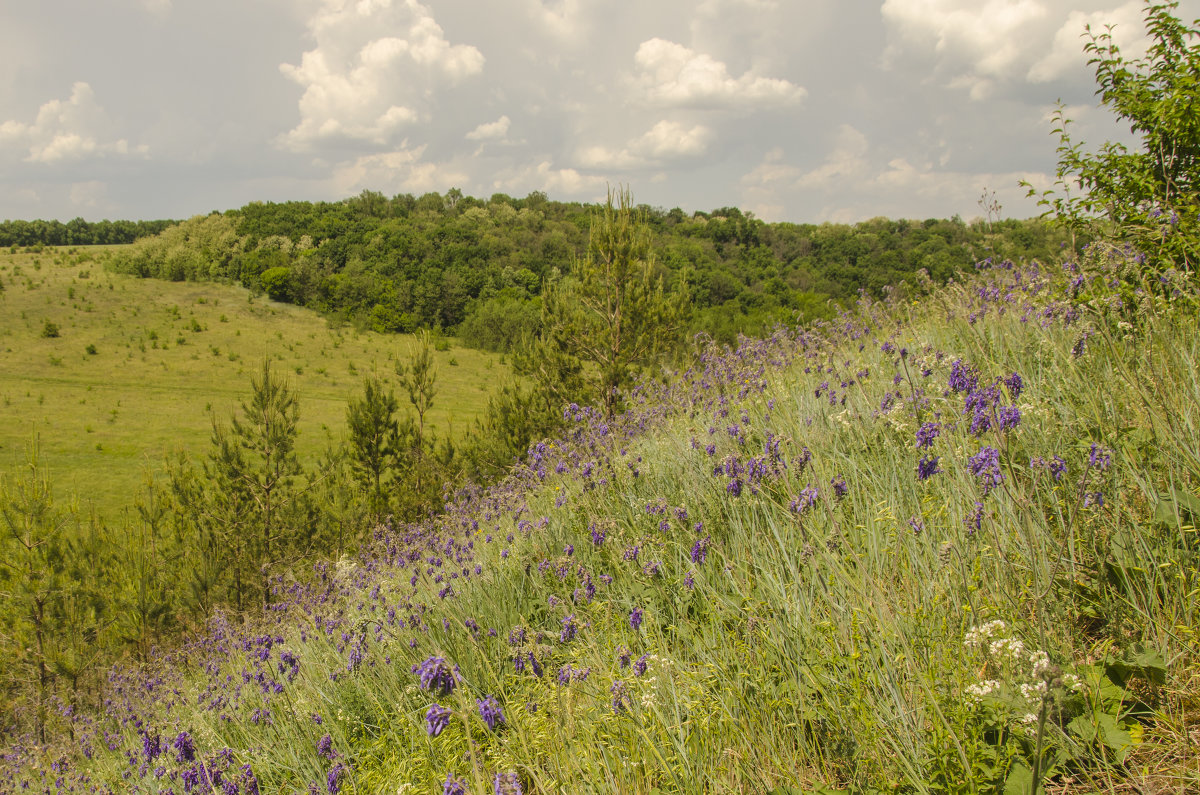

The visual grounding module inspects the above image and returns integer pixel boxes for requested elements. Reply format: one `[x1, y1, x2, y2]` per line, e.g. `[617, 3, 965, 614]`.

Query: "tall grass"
[3, 244, 1197, 793]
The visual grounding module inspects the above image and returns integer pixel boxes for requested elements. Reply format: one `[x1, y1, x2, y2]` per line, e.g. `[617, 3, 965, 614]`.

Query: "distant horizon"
[4, 1, 1197, 224]
[0, 187, 1044, 227]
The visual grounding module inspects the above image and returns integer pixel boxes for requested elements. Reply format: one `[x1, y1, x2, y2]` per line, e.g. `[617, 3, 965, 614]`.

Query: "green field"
[0, 246, 507, 522]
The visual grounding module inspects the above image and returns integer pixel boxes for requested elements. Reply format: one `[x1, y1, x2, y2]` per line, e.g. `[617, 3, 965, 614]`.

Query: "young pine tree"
[346, 374, 401, 522]
[0, 440, 71, 744]
[541, 187, 689, 416]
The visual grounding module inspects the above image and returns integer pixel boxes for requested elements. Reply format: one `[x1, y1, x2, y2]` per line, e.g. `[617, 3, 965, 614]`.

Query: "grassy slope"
[0, 247, 506, 521]
[4, 246, 1199, 793]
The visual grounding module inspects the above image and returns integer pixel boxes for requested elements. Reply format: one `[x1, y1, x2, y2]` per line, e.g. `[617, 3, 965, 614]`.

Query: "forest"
[99, 192, 1072, 347]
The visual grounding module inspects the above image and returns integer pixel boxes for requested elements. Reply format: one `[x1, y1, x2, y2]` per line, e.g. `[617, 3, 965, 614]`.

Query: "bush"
[458, 293, 541, 352]
[41, 321, 59, 338]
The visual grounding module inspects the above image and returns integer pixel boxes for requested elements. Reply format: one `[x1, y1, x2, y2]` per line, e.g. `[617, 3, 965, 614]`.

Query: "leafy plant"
[1024, 0, 1200, 270]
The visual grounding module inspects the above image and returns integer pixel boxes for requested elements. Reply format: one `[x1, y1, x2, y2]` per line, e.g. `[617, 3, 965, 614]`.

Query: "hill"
[0, 246, 507, 523]
[2, 241, 1195, 792]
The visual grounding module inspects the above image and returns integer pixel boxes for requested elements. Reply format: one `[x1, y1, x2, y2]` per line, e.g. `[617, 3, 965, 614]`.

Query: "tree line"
[107, 191, 1074, 346]
[0, 218, 176, 248]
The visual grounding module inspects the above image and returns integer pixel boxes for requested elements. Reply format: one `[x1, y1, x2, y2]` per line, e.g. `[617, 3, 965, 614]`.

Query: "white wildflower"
[1029, 650, 1051, 678]
[1020, 713, 1038, 725]
[1019, 681, 1048, 702]
[990, 636, 1026, 660]
[964, 620, 1008, 649]
[965, 679, 1001, 702]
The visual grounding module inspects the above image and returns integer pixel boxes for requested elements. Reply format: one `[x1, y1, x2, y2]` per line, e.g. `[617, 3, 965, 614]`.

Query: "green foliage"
[0, 218, 175, 247]
[169, 360, 309, 612]
[1025, 0, 1200, 269]
[346, 375, 402, 521]
[40, 321, 59, 338]
[259, 266, 293, 302]
[396, 330, 438, 504]
[0, 440, 74, 742]
[542, 188, 690, 416]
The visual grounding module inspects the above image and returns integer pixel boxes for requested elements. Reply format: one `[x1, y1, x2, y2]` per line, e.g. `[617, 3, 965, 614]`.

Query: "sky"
[2, 0, 1196, 224]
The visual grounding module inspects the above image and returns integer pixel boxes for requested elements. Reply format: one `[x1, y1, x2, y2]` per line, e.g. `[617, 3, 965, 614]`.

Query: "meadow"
[3, 238, 1195, 793]
[0, 246, 506, 522]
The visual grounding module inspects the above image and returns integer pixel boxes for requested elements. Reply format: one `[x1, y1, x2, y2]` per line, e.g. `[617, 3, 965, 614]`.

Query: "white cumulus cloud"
[1027, 1, 1146, 82]
[881, 0, 1050, 98]
[0, 82, 144, 164]
[633, 37, 805, 108]
[466, 115, 511, 141]
[279, 0, 484, 150]
[578, 120, 714, 169]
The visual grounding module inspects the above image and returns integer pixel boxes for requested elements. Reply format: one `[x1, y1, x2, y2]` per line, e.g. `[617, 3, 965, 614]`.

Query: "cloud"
[739, 131, 1049, 222]
[633, 37, 805, 108]
[278, 0, 484, 150]
[796, 125, 869, 188]
[494, 160, 608, 197]
[1027, 1, 1145, 82]
[140, 0, 171, 15]
[578, 120, 714, 169]
[0, 82, 145, 164]
[69, 180, 112, 210]
[881, 0, 1050, 98]
[880, 0, 1170, 99]
[330, 143, 470, 195]
[465, 115, 511, 141]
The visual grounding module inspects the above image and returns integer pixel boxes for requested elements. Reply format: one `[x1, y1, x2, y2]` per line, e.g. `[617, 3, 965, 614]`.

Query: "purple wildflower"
[1089, 444, 1111, 472]
[964, 502, 984, 536]
[172, 731, 195, 764]
[477, 696, 505, 731]
[412, 657, 458, 696]
[1005, 372, 1024, 400]
[610, 681, 630, 714]
[559, 614, 577, 643]
[968, 446, 1004, 495]
[327, 763, 345, 794]
[690, 536, 711, 565]
[633, 655, 649, 677]
[443, 773, 467, 795]
[916, 422, 940, 450]
[630, 607, 643, 631]
[316, 734, 335, 760]
[790, 486, 820, 515]
[917, 455, 941, 481]
[425, 704, 452, 737]
[830, 475, 848, 500]
[997, 405, 1021, 430]
[494, 771, 523, 795]
[949, 359, 978, 393]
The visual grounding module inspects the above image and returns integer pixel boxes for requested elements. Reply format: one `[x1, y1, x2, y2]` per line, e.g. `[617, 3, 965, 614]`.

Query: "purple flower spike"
[443, 772, 467, 795]
[968, 446, 1004, 495]
[477, 695, 505, 731]
[426, 703, 452, 737]
[915, 422, 940, 450]
[412, 657, 459, 696]
[629, 607, 643, 631]
[494, 771, 523, 795]
[917, 455, 941, 481]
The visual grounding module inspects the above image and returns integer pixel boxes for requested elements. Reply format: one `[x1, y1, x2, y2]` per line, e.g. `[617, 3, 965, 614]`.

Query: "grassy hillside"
[4, 242, 1196, 793]
[0, 246, 506, 521]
